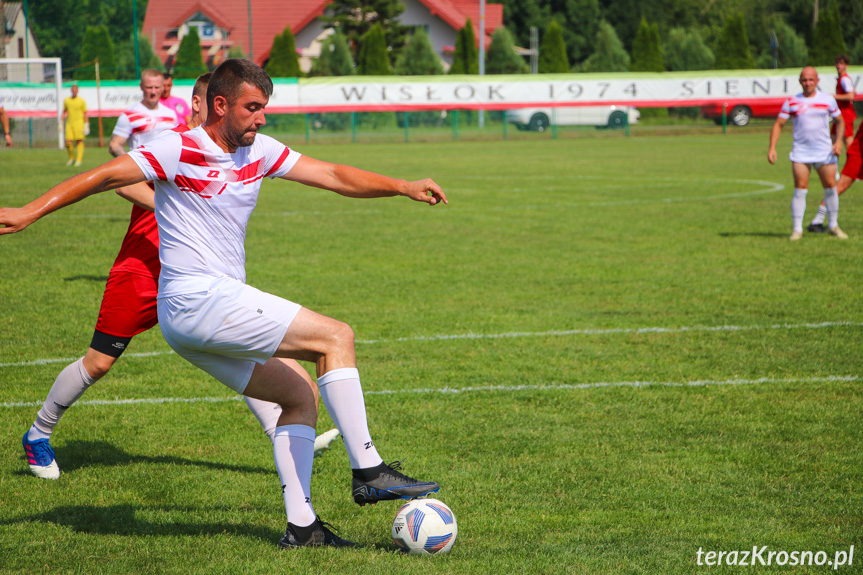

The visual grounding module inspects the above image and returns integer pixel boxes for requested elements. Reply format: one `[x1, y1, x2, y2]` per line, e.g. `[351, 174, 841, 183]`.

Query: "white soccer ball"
[392, 498, 457, 555]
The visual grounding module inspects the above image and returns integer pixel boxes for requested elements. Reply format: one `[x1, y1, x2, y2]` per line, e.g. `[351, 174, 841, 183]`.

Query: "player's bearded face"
[226, 85, 268, 148]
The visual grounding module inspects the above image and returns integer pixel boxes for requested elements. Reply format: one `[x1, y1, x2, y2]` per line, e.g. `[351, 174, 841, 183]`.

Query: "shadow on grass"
[718, 232, 788, 238]
[15, 440, 273, 477]
[63, 275, 109, 282]
[3, 503, 278, 543]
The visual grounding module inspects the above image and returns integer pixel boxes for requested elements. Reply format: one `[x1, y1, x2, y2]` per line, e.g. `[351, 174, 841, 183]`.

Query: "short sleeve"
[113, 112, 133, 139]
[127, 130, 182, 182]
[828, 96, 841, 117]
[778, 98, 791, 119]
[840, 77, 855, 93]
[259, 134, 302, 179]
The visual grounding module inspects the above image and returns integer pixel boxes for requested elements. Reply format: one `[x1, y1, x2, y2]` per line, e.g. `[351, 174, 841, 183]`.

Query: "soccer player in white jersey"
[0, 59, 447, 549]
[109, 69, 179, 157]
[768, 66, 846, 240]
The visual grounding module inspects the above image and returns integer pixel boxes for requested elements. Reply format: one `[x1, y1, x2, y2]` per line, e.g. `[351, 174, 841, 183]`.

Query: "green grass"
[1, 131, 861, 574]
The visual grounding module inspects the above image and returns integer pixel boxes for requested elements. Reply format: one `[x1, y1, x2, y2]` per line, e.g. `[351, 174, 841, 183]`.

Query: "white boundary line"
[2, 321, 861, 369]
[1, 375, 858, 409]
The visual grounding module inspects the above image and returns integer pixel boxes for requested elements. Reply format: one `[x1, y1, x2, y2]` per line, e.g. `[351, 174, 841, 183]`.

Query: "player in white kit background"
[768, 66, 846, 241]
[0, 59, 448, 549]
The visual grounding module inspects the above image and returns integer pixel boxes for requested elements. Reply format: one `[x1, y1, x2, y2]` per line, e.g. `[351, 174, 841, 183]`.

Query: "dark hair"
[193, 72, 212, 99]
[207, 59, 273, 111]
[163, 72, 173, 80]
[835, 54, 850, 65]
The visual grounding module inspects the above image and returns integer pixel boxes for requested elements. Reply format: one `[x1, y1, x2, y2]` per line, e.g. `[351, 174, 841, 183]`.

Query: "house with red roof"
[142, 0, 503, 74]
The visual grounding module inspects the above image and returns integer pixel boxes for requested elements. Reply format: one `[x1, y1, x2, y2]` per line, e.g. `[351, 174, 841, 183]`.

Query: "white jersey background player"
[0, 58, 448, 549]
[109, 69, 178, 157]
[768, 66, 846, 240]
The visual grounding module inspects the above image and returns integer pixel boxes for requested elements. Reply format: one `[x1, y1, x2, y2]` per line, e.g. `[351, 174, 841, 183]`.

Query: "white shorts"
[158, 275, 302, 394]
[789, 151, 837, 166]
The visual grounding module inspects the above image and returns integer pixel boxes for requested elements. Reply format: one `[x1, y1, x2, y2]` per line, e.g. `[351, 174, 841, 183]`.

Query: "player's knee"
[330, 321, 355, 351]
[84, 355, 116, 380]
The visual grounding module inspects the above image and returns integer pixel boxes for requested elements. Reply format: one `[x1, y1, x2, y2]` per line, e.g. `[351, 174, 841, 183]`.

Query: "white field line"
[1, 375, 858, 409]
[2, 320, 860, 370]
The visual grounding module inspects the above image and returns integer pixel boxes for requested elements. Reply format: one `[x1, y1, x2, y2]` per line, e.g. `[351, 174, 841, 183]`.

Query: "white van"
[507, 105, 640, 131]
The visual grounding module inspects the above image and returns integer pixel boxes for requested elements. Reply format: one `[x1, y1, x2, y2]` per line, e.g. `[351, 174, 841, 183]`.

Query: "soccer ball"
[392, 498, 457, 555]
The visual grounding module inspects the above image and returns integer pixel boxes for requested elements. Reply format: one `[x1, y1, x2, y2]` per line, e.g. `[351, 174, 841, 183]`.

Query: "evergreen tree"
[486, 28, 529, 74]
[173, 27, 208, 79]
[266, 26, 302, 78]
[714, 13, 756, 69]
[394, 29, 443, 75]
[630, 18, 664, 72]
[76, 25, 117, 80]
[502, 0, 598, 67]
[809, 4, 846, 66]
[664, 28, 714, 71]
[310, 30, 355, 77]
[538, 20, 570, 73]
[449, 19, 479, 74]
[228, 45, 246, 59]
[319, 0, 409, 63]
[115, 35, 164, 80]
[357, 24, 392, 75]
[756, 17, 808, 69]
[580, 21, 629, 72]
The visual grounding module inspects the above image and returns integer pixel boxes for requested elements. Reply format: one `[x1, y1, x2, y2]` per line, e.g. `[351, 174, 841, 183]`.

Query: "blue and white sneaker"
[22, 432, 60, 480]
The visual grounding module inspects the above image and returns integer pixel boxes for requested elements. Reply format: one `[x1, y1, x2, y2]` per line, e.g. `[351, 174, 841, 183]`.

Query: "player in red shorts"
[809, 55, 859, 232]
[21, 73, 337, 480]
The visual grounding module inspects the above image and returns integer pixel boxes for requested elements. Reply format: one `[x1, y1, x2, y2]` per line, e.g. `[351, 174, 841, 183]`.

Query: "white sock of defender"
[274, 425, 317, 527]
[791, 188, 807, 232]
[29, 357, 96, 441]
[823, 187, 839, 228]
[243, 396, 282, 443]
[317, 368, 383, 469]
[811, 205, 827, 226]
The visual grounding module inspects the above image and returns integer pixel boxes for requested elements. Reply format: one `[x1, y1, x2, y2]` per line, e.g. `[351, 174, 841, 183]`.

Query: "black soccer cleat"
[352, 460, 440, 506]
[808, 222, 827, 233]
[279, 517, 357, 549]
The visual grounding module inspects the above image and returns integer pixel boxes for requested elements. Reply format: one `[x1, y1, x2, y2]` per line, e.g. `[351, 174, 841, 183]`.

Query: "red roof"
[143, 0, 503, 67]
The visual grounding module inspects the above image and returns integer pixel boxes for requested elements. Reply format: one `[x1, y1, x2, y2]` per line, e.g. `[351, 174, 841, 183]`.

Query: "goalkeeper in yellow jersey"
[63, 84, 88, 166]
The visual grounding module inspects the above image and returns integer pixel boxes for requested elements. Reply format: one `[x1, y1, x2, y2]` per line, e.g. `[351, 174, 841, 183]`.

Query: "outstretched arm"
[282, 155, 448, 206]
[0, 155, 146, 235]
[767, 117, 787, 165]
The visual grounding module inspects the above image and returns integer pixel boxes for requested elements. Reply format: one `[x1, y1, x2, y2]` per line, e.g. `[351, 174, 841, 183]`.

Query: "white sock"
[791, 188, 807, 232]
[274, 424, 317, 527]
[30, 357, 96, 440]
[317, 368, 383, 469]
[823, 187, 839, 228]
[243, 396, 282, 443]
[811, 205, 827, 226]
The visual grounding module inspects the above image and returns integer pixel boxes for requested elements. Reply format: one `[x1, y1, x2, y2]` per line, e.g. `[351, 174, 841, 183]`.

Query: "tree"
[580, 21, 629, 72]
[115, 35, 164, 80]
[319, 0, 410, 63]
[538, 20, 570, 73]
[629, 18, 664, 72]
[486, 28, 529, 74]
[714, 13, 756, 69]
[228, 45, 246, 59]
[449, 19, 479, 74]
[357, 23, 391, 76]
[755, 17, 808, 69]
[310, 30, 355, 77]
[76, 26, 117, 81]
[502, 0, 599, 67]
[173, 27, 208, 79]
[394, 29, 443, 75]
[664, 28, 714, 71]
[809, 3, 846, 66]
[266, 26, 302, 78]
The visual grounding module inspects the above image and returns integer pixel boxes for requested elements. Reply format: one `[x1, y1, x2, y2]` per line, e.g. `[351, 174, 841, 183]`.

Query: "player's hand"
[4, 133, 11, 147]
[0, 207, 33, 236]
[832, 141, 843, 157]
[767, 150, 777, 165]
[405, 178, 447, 206]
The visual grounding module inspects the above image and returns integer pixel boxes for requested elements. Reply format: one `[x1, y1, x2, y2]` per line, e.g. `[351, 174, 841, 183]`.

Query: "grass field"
[1, 130, 861, 574]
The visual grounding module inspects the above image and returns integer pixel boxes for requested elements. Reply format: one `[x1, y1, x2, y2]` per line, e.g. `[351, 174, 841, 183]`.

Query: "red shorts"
[94, 270, 159, 338]
[834, 108, 857, 139]
[841, 136, 863, 181]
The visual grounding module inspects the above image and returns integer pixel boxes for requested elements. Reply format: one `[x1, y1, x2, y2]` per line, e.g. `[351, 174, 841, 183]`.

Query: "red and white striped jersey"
[127, 126, 301, 298]
[778, 91, 841, 163]
[112, 101, 179, 151]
